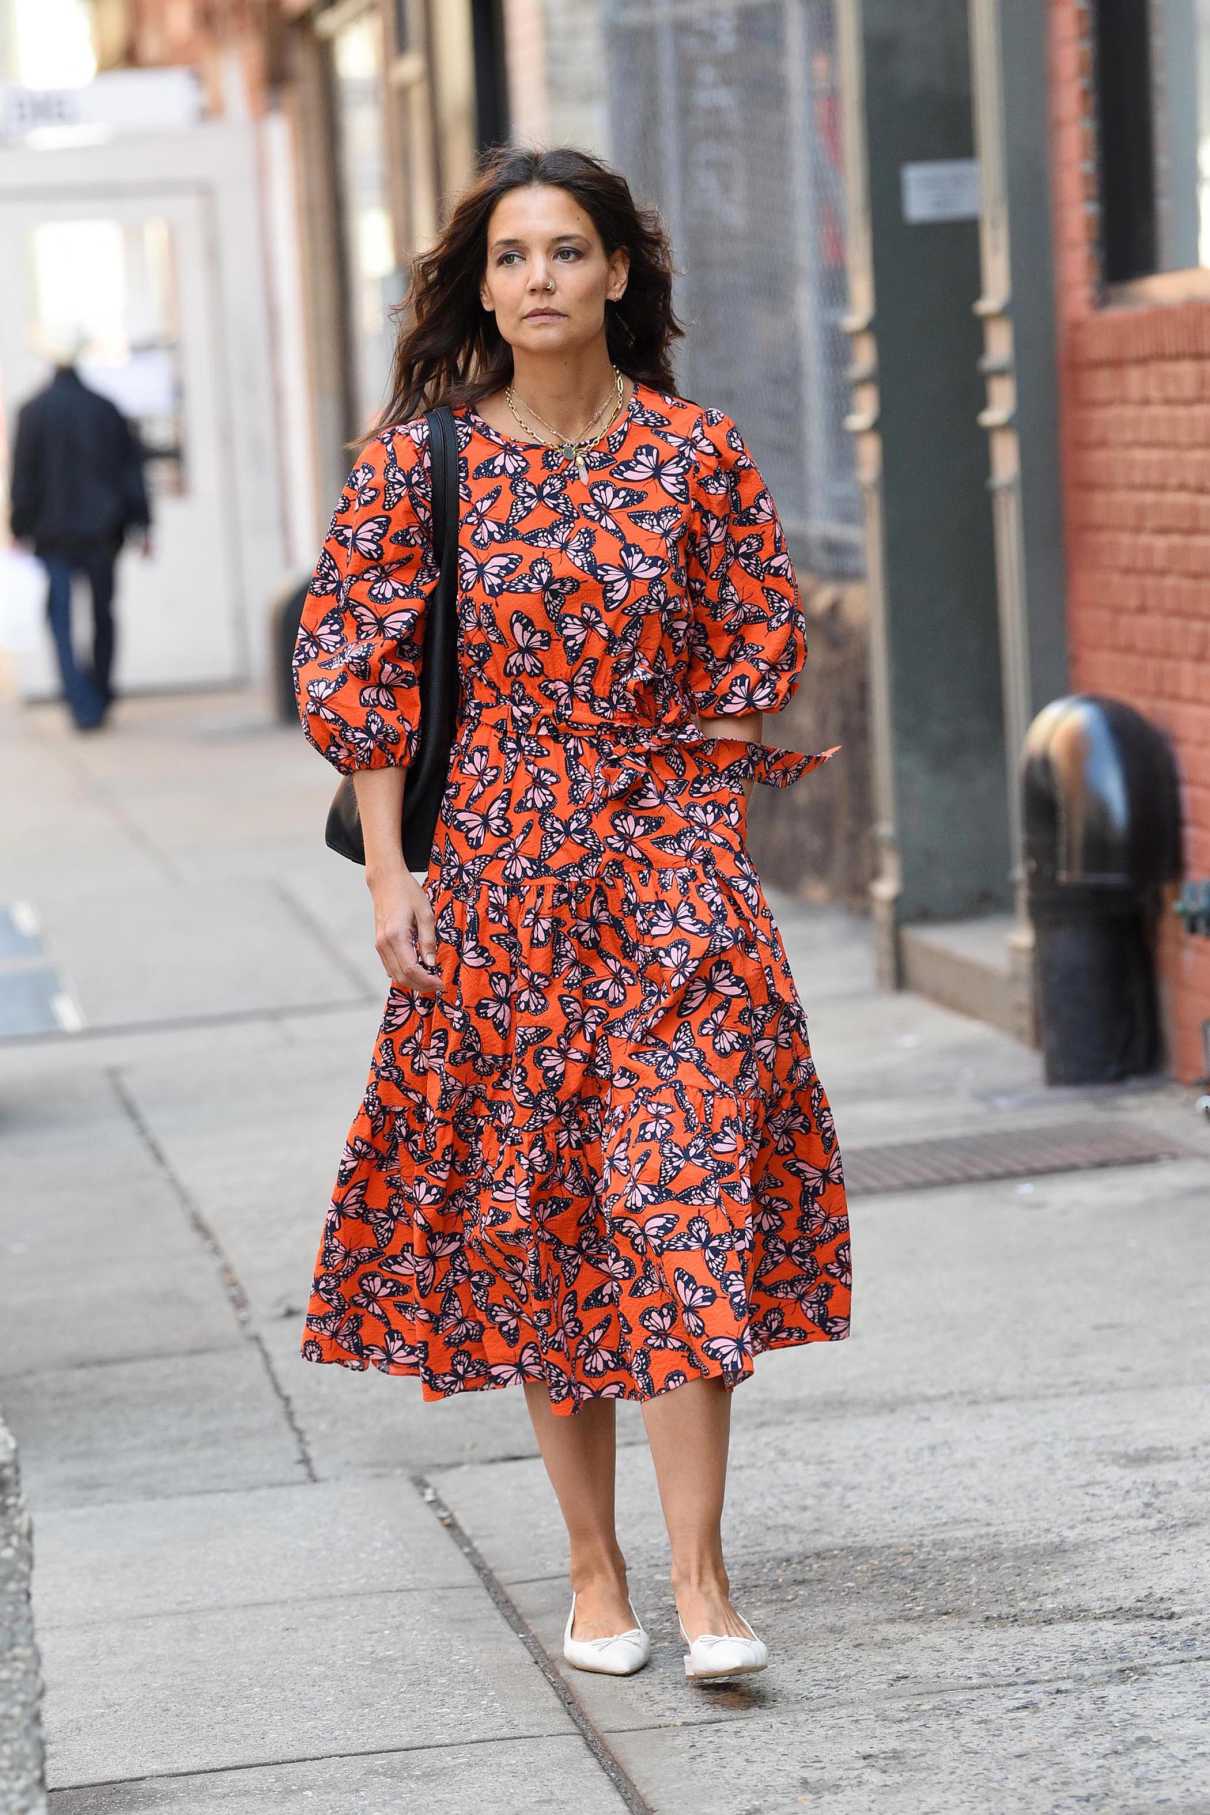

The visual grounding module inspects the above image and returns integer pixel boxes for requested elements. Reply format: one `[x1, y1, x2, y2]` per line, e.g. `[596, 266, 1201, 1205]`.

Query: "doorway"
[0, 122, 286, 700]
[0, 188, 241, 694]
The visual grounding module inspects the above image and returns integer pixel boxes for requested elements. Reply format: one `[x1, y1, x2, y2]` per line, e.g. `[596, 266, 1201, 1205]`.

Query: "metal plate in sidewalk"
[0, 963, 81, 1037]
[0, 902, 41, 960]
[843, 1119, 1194, 1197]
[0, 900, 83, 1037]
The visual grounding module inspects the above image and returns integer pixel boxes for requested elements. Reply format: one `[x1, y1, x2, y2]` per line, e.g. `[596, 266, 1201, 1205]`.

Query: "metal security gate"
[602, 0, 862, 578]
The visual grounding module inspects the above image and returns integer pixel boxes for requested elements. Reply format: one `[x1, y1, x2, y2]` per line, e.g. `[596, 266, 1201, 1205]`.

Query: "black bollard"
[271, 577, 311, 725]
[1021, 696, 1183, 1085]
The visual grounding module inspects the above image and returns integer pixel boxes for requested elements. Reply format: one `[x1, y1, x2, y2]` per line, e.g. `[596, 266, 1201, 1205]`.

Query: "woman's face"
[479, 183, 629, 357]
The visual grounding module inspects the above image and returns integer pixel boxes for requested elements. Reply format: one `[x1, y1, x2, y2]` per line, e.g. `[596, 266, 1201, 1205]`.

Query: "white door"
[0, 188, 243, 692]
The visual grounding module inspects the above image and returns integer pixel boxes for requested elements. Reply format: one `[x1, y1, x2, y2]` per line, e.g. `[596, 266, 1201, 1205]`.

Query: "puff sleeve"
[685, 411, 809, 719]
[293, 420, 439, 775]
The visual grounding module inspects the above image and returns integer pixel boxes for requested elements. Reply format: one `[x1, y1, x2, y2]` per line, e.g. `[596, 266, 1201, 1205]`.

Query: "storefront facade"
[1050, 0, 1210, 1083]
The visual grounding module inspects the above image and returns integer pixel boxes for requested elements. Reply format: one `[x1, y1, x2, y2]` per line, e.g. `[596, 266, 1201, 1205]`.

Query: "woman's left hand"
[696, 709, 760, 803]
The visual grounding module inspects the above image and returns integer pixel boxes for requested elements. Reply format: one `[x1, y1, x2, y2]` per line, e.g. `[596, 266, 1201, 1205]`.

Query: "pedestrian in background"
[8, 330, 152, 732]
[293, 144, 852, 1686]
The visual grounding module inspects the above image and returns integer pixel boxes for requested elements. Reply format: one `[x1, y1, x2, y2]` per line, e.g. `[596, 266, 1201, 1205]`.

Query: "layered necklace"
[505, 364, 627, 484]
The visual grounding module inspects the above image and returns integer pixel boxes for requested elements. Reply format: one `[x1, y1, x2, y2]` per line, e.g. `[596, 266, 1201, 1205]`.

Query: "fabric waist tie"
[459, 694, 842, 789]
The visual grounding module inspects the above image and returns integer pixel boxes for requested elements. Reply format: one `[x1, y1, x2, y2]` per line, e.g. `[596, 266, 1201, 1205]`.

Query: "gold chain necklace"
[505, 366, 626, 483]
[514, 369, 622, 444]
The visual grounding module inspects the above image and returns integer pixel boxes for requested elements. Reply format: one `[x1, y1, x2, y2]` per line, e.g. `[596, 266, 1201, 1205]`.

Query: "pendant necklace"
[505, 366, 627, 484]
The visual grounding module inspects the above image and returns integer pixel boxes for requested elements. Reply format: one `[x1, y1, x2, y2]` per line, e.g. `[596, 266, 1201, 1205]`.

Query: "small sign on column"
[901, 159, 982, 224]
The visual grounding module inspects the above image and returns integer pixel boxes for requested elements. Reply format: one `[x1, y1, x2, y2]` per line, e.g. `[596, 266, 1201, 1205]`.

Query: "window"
[331, 9, 399, 433]
[1095, 0, 1210, 280]
[30, 215, 187, 495]
[472, 0, 510, 151]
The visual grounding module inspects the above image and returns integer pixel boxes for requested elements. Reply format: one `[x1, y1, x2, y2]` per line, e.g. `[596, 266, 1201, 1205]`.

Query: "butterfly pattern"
[293, 378, 851, 1417]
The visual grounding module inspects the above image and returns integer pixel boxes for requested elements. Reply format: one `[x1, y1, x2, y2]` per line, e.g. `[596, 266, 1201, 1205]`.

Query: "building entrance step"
[900, 913, 1033, 1045]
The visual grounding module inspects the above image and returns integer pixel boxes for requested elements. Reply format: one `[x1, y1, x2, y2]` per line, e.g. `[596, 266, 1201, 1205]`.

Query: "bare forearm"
[350, 765, 442, 994]
[697, 709, 762, 800]
[351, 766, 408, 883]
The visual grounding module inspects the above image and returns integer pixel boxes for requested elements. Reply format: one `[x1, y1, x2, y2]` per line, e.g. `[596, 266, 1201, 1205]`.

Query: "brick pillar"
[1049, 0, 1210, 1082]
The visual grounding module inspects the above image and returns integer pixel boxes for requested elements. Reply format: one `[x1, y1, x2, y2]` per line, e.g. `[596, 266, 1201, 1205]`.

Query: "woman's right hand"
[366, 864, 444, 994]
[349, 767, 443, 995]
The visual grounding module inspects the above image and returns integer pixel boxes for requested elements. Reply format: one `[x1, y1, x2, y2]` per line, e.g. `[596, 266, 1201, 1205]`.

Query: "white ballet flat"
[679, 1609, 769, 1681]
[562, 1591, 651, 1676]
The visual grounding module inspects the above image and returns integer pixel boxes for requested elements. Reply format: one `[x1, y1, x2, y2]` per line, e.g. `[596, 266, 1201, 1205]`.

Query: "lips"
[524, 310, 564, 319]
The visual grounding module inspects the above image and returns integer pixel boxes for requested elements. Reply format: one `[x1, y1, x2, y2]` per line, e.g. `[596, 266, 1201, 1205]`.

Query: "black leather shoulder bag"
[324, 402, 461, 870]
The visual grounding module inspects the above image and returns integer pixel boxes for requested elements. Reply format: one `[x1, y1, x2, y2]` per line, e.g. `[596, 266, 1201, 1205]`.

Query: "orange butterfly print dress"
[293, 377, 851, 1415]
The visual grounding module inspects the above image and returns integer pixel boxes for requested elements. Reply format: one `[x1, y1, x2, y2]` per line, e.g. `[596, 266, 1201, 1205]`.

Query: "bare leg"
[523, 1384, 636, 1639]
[640, 1377, 752, 1639]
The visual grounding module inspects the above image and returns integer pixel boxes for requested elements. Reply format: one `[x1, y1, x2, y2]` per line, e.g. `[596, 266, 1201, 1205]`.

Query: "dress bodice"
[296, 378, 838, 790]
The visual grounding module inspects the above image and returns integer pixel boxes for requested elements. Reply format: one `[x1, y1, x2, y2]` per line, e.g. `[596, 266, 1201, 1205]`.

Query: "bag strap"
[414, 401, 461, 744]
[425, 402, 459, 577]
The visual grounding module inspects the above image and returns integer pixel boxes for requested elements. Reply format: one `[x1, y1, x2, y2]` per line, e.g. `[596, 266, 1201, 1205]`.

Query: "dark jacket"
[9, 367, 152, 557]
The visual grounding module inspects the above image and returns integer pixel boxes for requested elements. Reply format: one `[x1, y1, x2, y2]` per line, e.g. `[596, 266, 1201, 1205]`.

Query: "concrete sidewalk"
[1, 688, 1208, 1814]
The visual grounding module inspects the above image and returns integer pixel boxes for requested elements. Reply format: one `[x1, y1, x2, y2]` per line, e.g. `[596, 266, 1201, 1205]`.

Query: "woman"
[293, 145, 852, 1684]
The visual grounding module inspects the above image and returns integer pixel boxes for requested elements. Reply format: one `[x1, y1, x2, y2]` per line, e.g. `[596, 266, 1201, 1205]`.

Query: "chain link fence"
[600, 0, 862, 579]
[532, 0, 872, 900]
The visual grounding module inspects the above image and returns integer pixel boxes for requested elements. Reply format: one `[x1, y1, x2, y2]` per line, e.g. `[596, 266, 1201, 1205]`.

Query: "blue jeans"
[41, 547, 117, 729]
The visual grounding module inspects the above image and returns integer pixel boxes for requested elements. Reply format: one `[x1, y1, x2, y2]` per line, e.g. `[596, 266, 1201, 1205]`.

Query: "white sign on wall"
[901, 159, 982, 224]
[0, 70, 202, 145]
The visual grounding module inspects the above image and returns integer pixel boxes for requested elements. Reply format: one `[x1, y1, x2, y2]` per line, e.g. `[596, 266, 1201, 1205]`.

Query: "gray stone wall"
[537, 0, 612, 152]
[748, 576, 873, 908]
[0, 1416, 46, 1815]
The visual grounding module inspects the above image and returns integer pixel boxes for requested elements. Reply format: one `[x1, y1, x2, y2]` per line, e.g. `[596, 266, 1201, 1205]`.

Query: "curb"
[0, 1412, 47, 1814]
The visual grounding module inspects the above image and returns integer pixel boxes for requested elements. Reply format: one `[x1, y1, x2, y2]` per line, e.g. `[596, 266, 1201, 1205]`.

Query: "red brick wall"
[1050, 0, 1210, 1083]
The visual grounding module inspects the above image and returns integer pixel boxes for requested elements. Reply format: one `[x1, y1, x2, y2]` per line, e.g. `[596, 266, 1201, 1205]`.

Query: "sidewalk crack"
[108, 1067, 317, 1484]
[269, 879, 377, 999]
[412, 1472, 654, 1815]
[48, 1728, 583, 1795]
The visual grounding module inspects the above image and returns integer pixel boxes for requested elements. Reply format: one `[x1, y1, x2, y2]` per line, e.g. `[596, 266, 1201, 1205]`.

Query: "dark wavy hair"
[359, 143, 687, 443]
